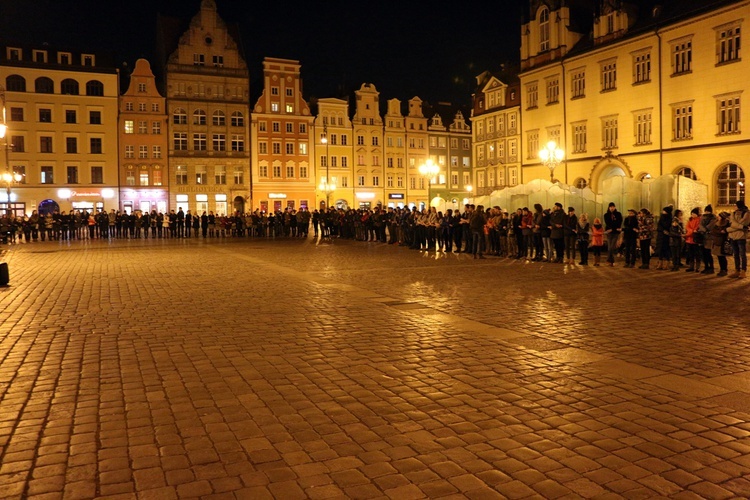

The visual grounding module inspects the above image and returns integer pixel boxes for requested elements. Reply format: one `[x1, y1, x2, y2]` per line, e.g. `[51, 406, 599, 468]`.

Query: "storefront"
[355, 192, 379, 210]
[119, 188, 168, 215]
[58, 188, 117, 213]
[387, 193, 405, 209]
[257, 193, 310, 213]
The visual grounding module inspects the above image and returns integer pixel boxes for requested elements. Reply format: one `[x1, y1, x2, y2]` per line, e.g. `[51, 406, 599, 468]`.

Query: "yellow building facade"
[118, 58, 168, 214]
[519, 0, 748, 210]
[162, 0, 251, 216]
[250, 57, 314, 212]
[351, 84, 386, 209]
[0, 44, 119, 215]
[314, 98, 352, 209]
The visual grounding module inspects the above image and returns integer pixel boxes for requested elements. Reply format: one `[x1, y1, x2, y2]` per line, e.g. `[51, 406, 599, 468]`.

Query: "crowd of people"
[2, 200, 748, 278]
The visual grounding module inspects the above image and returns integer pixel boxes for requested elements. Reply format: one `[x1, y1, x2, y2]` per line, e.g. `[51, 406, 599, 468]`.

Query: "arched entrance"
[38, 199, 59, 215]
[233, 196, 245, 214]
[589, 155, 642, 211]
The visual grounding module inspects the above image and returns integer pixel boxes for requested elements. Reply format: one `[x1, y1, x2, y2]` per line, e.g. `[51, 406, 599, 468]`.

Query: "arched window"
[212, 110, 225, 126]
[231, 111, 244, 127]
[574, 178, 588, 189]
[173, 108, 187, 125]
[61, 78, 79, 95]
[539, 6, 550, 52]
[717, 163, 745, 205]
[193, 109, 206, 125]
[35, 77, 54, 94]
[6, 75, 26, 92]
[638, 173, 653, 182]
[676, 166, 697, 180]
[86, 80, 104, 96]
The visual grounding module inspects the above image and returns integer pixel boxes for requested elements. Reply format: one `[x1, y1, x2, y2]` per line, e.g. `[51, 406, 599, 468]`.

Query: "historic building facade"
[471, 70, 522, 195]
[250, 57, 314, 212]
[519, 0, 748, 208]
[383, 94, 406, 208]
[118, 58, 168, 214]
[0, 44, 119, 215]
[161, 0, 250, 216]
[314, 97, 352, 209]
[404, 97, 430, 208]
[352, 84, 386, 209]
[428, 105, 473, 205]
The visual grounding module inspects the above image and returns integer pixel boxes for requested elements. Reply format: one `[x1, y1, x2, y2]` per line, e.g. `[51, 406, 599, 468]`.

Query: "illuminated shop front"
[119, 188, 168, 214]
[58, 188, 117, 213]
[257, 193, 310, 213]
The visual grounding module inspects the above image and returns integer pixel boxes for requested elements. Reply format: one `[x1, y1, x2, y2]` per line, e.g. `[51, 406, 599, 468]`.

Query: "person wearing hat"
[622, 209, 639, 268]
[697, 205, 717, 274]
[727, 200, 750, 278]
[711, 211, 732, 276]
[563, 206, 578, 265]
[655, 205, 673, 270]
[684, 207, 702, 272]
[669, 209, 686, 271]
[603, 202, 623, 266]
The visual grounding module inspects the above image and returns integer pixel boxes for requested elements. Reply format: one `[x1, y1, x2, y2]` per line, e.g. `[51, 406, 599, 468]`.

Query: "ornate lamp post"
[319, 123, 336, 209]
[418, 158, 439, 209]
[0, 119, 22, 216]
[538, 140, 564, 182]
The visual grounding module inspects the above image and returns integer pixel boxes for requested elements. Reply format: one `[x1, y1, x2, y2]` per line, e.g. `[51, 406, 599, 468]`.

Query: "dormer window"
[82, 54, 95, 66]
[539, 7, 550, 52]
[33, 50, 47, 63]
[58, 52, 71, 65]
[7, 48, 21, 61]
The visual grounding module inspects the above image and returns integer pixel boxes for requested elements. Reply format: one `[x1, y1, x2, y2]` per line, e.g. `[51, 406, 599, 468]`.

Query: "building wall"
[315, 98, 352, 209]
[0, 45, 119, 215]
[251, 57, 314, 212]
[405, 97, 429, 207]
[351, 85, 385, 208]
[165, 0, 250, 216]
[119, 58, 168, 214]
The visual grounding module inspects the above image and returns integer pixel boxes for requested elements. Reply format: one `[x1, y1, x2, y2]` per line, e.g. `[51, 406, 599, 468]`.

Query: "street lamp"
[0, 105, 22, 216]
[418, 158, 439, 209]
[319, 123, 335, 209]
[539, 140, 564, 182]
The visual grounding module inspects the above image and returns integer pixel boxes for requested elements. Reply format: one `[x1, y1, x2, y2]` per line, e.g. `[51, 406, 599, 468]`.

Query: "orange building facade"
[250, 58, 315, 213]
[118, 58, 169, 214]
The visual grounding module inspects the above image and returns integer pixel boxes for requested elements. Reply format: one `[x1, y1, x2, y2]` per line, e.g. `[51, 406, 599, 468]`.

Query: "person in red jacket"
[684, 207, 702, 272]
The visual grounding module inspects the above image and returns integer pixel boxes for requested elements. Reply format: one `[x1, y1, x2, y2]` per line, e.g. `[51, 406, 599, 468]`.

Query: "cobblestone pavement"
[1, 235, 749, 499]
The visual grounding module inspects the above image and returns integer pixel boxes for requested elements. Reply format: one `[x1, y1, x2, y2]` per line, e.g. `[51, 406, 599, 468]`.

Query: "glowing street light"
[539, 140, 564, 182]
[418, 158, 439, 208]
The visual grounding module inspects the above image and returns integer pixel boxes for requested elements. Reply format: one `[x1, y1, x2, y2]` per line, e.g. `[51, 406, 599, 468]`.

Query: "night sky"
[1, 0, 522, 106]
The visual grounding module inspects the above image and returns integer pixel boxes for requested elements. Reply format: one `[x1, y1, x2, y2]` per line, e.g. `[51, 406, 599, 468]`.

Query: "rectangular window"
[673, 103, 693, 140]
[602, 116, 619, 149]
[39, 108, 52, 123]
[357, 135, 364, 146]
[272, 122, 280, 132]
[358, 175, 365, 187]
[672, 38, 692, 74]
[299, 143, 307, 155]
[196, 165, 207, 184]
[546, 78, 559, 104]
[212, 134, 227, 151]
[341, 157, 348, 168]
[67, 166, 79, 184]
[286, 122, 293, 133]
[341, 176, 349, 188]
[300, 166, 308, 178]
[527, 131, 539, 159]
[717, 96, 740, 135]
[125, 145, 134, 158]
[259, 165, 268, 177]
[176, 165, 188, 185]
[91, 166, 103, 184]
[193, 133, 207, 151]
[65, 110, 77, 124]
[272, 142, 281, 155]
[10, 107, 23, 121]
[286, 166, 294, 178]
[40, 136, 53, 153]
[153, 169, 162, 186]
[193, 53, 205, 66]
[139, 145, 148, 159]
[633, 52, 651, 84]
[526, 83, 538, 109]
[125, 120, 135, 134]
[601, 60, 617, 91]
[138, 121, 147, 134]
[90, 138, 103, 154]
[89, 111, 101, 125]
[152, 121, 161, 134]
[213, 55, 224, 67]
[259, 121, 267, 132]
[234, 168, 244, 184]
[231, 135, 245, 152]
[259, 142, 268, 154]
[153, 146, 162, 159]
[273, 166, 282, 177]
[634, 111, 652, 145]
[717, 24, 741, 64]
[372, 137, 379, 146]
[451, 173, 459, 188]
[215, 165, 226, 184]
[174, 133, 187, 151]
[572, 123, 587, 153]
[320, 156, 327, 168]
[372, 176, 379, 187]
[285, 143, 294, 155]
[66, 137, 77, 154]
[41, 166, 54, 184]
[139, 171, 149, 186]
[571, 69, 585, 98]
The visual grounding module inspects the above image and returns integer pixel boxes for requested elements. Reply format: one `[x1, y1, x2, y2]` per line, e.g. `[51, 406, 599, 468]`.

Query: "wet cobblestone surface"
[1, 236, 749, 499]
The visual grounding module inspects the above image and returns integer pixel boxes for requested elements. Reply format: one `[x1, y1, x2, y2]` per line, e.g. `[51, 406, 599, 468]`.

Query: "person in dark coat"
[655, 205, 673, 270]
[550, 202, 565, 263]
[603, 202, 623, 266]
[622, 209, 639, 268]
